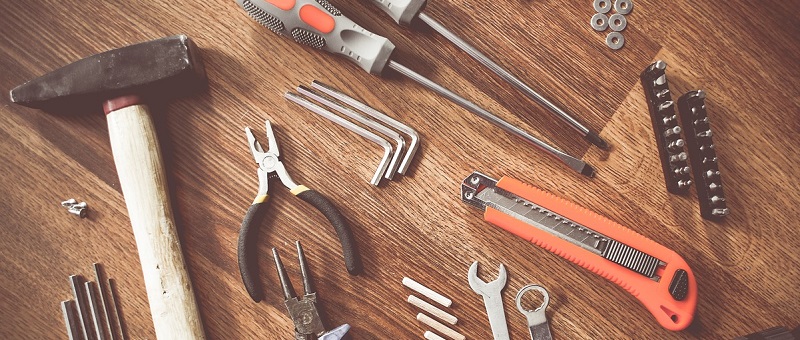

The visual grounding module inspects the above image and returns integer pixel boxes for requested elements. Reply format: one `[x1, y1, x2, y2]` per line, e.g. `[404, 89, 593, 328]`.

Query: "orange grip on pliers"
[485, 176, 697, 331]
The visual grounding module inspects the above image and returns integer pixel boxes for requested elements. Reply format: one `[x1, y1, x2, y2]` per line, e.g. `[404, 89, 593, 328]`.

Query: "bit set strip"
[641, 60, 692, 194]
[402, 277, 464, 340]
[678, 90, 729, 219]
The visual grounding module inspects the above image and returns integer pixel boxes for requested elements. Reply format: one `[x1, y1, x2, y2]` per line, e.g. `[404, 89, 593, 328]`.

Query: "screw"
[61, 199, 77, 207]
[68, 206, 87, 218]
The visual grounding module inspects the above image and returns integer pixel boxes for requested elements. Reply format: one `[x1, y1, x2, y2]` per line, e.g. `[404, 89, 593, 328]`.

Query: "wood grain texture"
[0, 0, 798, 339]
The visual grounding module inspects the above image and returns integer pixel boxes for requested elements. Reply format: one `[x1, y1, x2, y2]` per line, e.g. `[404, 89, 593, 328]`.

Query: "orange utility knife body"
[461, 171, 697, 331]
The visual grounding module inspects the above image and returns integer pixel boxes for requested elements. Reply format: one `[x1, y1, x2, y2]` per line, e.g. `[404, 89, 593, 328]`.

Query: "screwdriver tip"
[585, 131, 609, 150]
[581, 164, 596, 178]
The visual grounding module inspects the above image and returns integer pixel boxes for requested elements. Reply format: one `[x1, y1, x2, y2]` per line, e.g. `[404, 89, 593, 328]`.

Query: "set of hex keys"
[61, 263, 127, 340]
[285, 81, 419, 186]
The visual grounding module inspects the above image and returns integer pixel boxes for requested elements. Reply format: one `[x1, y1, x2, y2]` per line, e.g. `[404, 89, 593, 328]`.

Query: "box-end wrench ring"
[515, 284, 553, 340]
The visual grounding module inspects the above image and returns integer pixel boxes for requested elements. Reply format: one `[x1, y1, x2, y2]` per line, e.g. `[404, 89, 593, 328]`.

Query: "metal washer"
[593, 0, 611, 14]
[606, 32, 625, 50]
[591, 13, 609, 31]
[614, 0, 633, 15]
[608, 13, 627, 31]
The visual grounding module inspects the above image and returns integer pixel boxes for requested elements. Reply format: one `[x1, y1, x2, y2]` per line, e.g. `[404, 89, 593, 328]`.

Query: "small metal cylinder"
[667, 139, 685, 151]
[712, 208, 730, 216]
[673, 166, 690, 176]
[670, 152, 687, 163]
[697, 130, 713, 138]
[664, 126, 681, 138]
[68, 206, 87, 218]
[657, 101, 674, 112]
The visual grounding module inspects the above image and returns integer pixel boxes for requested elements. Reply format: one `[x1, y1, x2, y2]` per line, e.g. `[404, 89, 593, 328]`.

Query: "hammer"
[10, 35, 206, 338]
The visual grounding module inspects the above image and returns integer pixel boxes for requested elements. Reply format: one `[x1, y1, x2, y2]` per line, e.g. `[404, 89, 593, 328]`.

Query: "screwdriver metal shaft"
[417, 13, 608, 150]
[235, 0, 594, 177]
[388, 61, 594, 177]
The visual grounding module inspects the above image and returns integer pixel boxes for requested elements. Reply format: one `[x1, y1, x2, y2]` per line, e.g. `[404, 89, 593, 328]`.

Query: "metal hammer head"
[10, 35, 206, 112]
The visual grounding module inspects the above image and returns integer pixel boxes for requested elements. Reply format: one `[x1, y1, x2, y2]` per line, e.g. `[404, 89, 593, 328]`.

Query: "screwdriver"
[235, 0, 594, 177]
[370, 0, 609, 150]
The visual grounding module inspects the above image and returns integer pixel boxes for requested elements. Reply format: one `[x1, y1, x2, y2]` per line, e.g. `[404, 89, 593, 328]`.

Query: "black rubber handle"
[296, 189, 363, 275]
[237, 201, 267, 302]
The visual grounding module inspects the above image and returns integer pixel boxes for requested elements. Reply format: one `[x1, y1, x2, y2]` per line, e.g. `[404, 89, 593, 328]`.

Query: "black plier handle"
[238, 121, 362, 303]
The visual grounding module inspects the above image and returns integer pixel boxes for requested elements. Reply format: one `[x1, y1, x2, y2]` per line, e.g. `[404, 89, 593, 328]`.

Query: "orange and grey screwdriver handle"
[235, 0, 396, 74]
[462, 172, 697, 331]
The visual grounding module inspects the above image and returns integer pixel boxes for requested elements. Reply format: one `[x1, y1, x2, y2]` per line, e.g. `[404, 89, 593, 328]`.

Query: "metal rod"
[69, 275, 94, 340]
[285, 92, 393, 185]
[387, 60, 594, 177]
[311, 80, 421, 175]
[93, 263, 115, 340]
[107, 279, 127, 340]
[86, 281, 107, 340]
[297, 85, 405, 180]
[418, 12, 608, 150]
[61, 300, 81, 340]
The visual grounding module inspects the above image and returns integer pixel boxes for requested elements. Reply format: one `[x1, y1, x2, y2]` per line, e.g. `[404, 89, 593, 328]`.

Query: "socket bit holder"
[678, 90, 729, 219]
[641, 60, 692, 194]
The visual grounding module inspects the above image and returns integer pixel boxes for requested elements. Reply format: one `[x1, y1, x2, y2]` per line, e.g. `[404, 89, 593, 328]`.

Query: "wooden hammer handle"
[106, 104, 205, 339]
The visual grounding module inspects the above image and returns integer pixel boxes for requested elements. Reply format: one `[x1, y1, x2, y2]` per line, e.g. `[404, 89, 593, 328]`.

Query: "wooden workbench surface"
[1, 0, 798, 338]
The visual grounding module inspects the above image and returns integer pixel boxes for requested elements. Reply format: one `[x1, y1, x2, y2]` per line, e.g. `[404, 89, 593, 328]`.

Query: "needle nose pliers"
[273, 241, 351, 339]
[238, 120, 362, 302]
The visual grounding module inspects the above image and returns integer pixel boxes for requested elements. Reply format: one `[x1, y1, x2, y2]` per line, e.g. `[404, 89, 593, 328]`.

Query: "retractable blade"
[461, 171, 697, 331]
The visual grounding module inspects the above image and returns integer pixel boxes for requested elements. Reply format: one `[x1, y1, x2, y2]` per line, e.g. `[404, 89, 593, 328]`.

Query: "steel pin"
[667, 139, 685, 151]
[697, 130, 713, 138]
[673, 166, 690, 175]
[657, 101, 674, 112]
[654, 74, 667, 86]
[712, 208, 730, 216]
[664, 126, 682, 138]
[705, 170, 721, 179]
[669, 152, 687, 163]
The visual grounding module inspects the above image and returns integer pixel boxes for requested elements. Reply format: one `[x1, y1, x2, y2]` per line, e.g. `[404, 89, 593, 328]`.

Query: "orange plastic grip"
[299, 4, 335, 33]
[485, 176, 697, 331]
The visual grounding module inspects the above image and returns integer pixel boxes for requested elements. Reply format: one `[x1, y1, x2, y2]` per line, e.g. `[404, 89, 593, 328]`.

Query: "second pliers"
[238, 120, 362, 302]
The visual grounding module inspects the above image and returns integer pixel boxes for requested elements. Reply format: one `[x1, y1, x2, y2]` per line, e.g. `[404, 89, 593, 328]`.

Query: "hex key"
[296, 85, 405, 180]
[311, 80, 420, 175]
[285, 92, 392, 186]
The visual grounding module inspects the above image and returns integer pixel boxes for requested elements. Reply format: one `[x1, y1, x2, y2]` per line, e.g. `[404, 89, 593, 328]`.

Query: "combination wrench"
[467, 261, 509, 340]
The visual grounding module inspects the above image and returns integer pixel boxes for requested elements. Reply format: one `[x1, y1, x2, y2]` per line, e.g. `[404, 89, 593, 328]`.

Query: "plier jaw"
[274, 242, 350, 340]
[245, 120, 298, 199]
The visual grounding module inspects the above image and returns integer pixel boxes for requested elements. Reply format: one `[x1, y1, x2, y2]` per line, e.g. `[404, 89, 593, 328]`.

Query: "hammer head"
[10, 35, 206, 112]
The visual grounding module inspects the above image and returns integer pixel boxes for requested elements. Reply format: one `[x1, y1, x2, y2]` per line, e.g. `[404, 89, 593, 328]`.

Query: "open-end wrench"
[468, 261, 509, 340]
